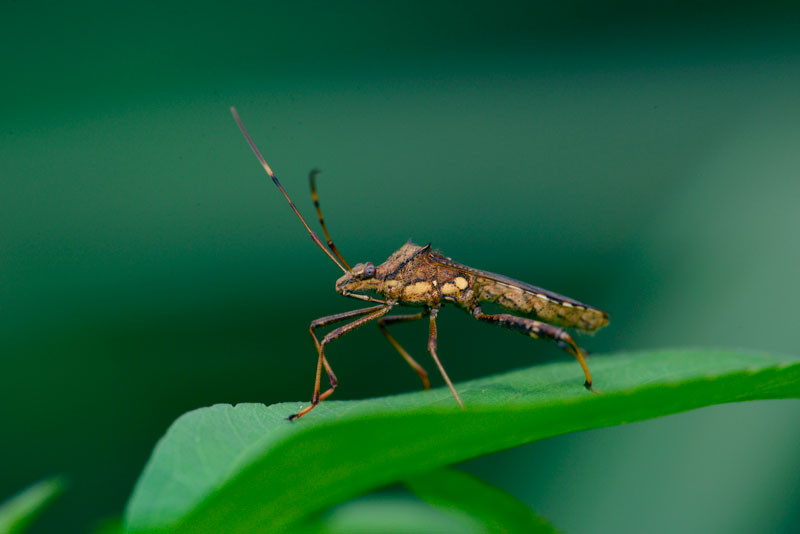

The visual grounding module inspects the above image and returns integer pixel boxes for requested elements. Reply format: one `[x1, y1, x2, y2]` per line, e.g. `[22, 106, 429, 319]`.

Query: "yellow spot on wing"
[454, 277, 468, 290]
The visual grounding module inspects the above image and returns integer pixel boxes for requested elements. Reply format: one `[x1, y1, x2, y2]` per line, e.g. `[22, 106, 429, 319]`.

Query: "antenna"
[309, 169, 353, 271]
[230, 107, 349, 274]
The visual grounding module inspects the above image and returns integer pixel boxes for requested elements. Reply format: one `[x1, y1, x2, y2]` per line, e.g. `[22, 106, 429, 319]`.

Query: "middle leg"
[378, 310, 431, 389]
[428, 307, 464, 408]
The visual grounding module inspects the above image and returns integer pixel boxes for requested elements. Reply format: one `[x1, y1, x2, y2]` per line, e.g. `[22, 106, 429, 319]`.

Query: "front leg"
[289, 304, 393, 421]
[309, 304, 387, 393]
[472, 307, 594, 390]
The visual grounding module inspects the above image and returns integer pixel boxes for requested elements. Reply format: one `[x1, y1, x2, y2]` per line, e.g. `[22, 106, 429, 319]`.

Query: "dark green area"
[2, 1, 800, 532]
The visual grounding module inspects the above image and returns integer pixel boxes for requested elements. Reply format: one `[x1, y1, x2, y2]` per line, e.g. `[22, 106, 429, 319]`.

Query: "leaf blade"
[296, 495, 486, 534]
[0, 478, 64, 534]
[124, 349, 800, 533]
[405, 467, 556, 534]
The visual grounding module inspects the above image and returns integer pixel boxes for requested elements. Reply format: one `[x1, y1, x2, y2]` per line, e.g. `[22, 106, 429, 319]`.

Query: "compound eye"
[363, 262, 376, 278]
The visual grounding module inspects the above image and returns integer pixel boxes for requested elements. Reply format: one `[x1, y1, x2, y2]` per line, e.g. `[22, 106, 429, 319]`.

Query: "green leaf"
[92, 517, 123, 534]
[0, 478, 64, 534]
[405, 468, 556, 533]
[124, 349, 800, 533]
[296, 495, 485, 533]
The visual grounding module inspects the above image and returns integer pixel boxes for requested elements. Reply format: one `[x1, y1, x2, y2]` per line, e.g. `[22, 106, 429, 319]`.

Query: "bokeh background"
[2, 1, 799, 532]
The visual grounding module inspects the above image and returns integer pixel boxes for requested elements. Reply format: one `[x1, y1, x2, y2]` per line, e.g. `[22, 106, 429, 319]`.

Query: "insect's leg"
[308, 305, 386, 393]
[289, 304, 393, 421]
[427, 307, 464, 408]
[378, 310, 431, 389]
[472, 308, 593, 390]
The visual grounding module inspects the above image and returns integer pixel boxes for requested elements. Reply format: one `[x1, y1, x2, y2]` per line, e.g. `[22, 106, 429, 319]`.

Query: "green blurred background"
[2, 1, 799, 532]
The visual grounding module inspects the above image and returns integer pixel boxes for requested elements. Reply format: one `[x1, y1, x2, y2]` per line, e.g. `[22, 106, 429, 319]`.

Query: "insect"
[230, 107, 609, 420]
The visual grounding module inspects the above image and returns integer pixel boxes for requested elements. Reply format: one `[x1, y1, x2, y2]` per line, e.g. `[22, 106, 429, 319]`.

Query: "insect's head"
[335, 261, 380, 296]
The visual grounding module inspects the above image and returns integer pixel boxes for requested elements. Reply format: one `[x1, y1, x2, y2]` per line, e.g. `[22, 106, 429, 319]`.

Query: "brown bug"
[231, 107, 609, 420]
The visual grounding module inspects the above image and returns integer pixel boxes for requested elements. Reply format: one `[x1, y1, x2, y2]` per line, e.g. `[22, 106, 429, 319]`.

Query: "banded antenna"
[230, 107, 350, 274]
[309, 169, 352, 271]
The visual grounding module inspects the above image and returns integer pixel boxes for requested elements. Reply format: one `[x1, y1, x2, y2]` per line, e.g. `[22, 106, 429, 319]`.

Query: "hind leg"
[472, 307, 593, 389]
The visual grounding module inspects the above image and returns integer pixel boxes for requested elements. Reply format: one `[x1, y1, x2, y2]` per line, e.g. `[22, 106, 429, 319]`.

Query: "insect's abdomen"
[475, 282, 608, 332]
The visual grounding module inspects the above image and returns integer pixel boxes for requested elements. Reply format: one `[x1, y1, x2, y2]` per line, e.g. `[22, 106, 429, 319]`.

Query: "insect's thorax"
[365, 242, 474, 307]
[333, 243, 471, 307]
[387, 262, 474, 307]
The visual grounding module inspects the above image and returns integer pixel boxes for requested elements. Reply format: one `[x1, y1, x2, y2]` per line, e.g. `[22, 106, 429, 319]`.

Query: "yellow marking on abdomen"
[404, 281, 432, 298]
[441, 282, 459, 295]
[477, 284, 608, 332]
